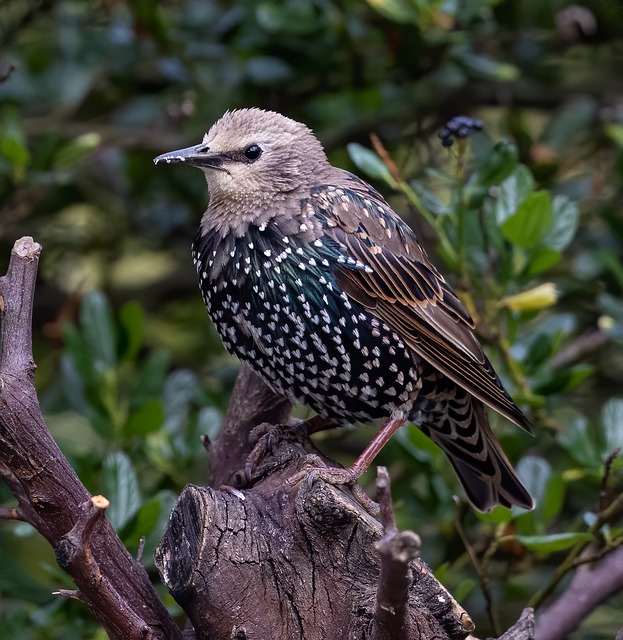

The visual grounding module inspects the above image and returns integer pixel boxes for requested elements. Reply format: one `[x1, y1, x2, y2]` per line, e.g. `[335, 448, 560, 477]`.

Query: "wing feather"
[312, 178, 533, 433]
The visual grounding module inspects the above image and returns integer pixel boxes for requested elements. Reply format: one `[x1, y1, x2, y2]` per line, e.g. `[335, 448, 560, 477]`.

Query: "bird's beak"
[153, 144, 226, 170]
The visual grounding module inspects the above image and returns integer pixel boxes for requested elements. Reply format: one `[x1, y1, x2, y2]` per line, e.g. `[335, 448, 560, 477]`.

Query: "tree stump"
[155, 368, 475, 640]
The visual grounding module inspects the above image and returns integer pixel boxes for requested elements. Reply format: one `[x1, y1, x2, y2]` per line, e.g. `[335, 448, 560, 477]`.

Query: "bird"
[154, 108, 534, 512]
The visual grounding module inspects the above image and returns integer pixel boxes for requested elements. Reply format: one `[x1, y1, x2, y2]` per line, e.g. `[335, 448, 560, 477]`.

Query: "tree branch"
[371, 467, 422, 640]
[534, 544, 623, 640]
[0, 237, 182, 640]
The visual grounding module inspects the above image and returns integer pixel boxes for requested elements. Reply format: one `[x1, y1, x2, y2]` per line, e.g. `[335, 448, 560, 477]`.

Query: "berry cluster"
[438, 116, 483, 147]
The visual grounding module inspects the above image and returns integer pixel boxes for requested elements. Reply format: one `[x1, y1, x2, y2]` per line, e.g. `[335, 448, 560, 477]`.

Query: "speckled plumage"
[155, 108, 533, 511]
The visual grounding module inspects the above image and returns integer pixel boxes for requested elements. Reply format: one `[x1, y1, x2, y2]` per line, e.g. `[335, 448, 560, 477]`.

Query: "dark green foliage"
[1, 0, 623, 637]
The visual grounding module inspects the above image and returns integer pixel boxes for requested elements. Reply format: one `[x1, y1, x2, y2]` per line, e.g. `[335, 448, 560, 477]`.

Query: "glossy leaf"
[542, 472, 566, 523]
[124, 400, 164, 437]
[542, 195, 580, 252]
[605, 123, 623, 148]
[470, 140, 518, 192]
[53, 132, 101, 169]
[163, 369, 200, 433]
[347, 143, 397, 187]
[541, 97, 597, 152]
[119, 301, 145, 362]
[500, 191, 552, 248]
[527, 247, 561, 275]
[365, 0, 419, 24]
[601, 398, 623, 456]
[80, 291, 117, 370]
[516, 455, 551, 508]
[457, 50, 520, 82]
[556, 409, 602, 468]
[494, 164, 534, 227]
[513, 532, 593, 552]
[102, 452, 141, 531]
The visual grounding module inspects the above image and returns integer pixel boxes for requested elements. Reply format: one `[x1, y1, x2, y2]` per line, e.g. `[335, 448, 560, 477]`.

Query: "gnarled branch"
[0, 237, 182, 640]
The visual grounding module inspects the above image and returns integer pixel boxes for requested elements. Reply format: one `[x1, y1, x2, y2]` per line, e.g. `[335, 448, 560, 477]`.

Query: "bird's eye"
[244, 144, 262, 161]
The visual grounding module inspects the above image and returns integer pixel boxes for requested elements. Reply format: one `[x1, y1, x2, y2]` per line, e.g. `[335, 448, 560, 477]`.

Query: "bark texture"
[0, 237, 182, 640]
[156, 419, 475, 640]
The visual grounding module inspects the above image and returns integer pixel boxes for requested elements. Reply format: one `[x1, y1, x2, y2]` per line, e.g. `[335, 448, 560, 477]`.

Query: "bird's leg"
[286, 416, 406, 514]
[344, 416, 407, 480]
[297, 414, 336, 435]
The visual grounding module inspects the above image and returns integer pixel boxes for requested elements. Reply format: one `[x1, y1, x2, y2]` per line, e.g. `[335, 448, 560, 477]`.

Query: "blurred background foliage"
[1, 0, 623, 638]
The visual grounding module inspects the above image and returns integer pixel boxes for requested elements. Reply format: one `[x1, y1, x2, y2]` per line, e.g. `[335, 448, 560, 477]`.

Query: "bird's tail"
[420, 392, 533, 512]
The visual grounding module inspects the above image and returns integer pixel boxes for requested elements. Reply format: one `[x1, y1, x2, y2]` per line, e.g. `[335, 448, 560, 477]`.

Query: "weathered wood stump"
[155, 368, 476, 640]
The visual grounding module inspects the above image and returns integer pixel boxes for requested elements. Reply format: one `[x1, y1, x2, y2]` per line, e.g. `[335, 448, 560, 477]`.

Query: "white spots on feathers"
[192, 226, 421, 422]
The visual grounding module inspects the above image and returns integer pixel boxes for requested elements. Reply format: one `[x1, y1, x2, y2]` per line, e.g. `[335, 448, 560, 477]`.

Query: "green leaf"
[365, 0, 419, 24]
[541, 97, 597, 152]
[125, 490, 178, 568]
[476, 504, 513, 525]
[102, 452, 141, 531]
[601, 398, 623, 456]
[409, 181, 448, 216]
[80, 291, 117, 370]
[347, 143, 397, 188]
[516, 455, 551, 508]
[119, 301, 145, 362]
[127, 496, 162, 541]
[556, 409, 602, 467]
[60, 352, 90, 415]
[470, 140, 518, 190]
[454, 578, 477, 602]
[605, 123, 623, 148]
[514, 532, 593, 552]
[600, 251, 623, 291]
[163, 369, 199, 433]
[124, 400, 164, 437]
[527, 248, 561, 275]
[542, 473, 566, 523]
[131, 350, 170, 408]
[542, 195, 580, 252]
[500, 191, 552, 248]
[457, 50, 520, 82]
[53, 132, 101, 169]
[535, 364, 594, 396]
[0, 137, 30, 171]
[0, 105, 30, 177]
[494, 164, 535, 227]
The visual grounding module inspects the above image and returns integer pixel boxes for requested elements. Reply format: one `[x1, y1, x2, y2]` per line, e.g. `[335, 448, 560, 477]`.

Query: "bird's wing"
[311, 179, 532, 433]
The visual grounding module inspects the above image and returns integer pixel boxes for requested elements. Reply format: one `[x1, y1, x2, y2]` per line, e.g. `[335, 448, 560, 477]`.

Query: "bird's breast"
[192, 223, 423, 422]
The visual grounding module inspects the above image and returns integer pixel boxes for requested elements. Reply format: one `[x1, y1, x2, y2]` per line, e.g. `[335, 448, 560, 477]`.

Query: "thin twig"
[549, 330, 610, 371]
[599, 447, 620, 512]
[370, 132, 402, 186]
[376, 466, 397, 535]
[529, 490, 623, 609]
[454, 498, 500, 636]
[371, 467, 421, 640]
[0, 505, 22, 520]
[136, 536, 146, 563]
[53, 589, 84, 602]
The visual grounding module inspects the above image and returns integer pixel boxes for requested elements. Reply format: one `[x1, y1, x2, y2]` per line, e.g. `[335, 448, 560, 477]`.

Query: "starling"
[154, 108, 533, 511]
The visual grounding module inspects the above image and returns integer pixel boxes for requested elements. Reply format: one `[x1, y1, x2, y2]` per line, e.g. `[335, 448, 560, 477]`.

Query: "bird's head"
[154, 109, 330, 211]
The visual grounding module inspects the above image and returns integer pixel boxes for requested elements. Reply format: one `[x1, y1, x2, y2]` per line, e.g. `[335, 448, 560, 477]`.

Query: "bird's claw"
[286, 455, 380, 516]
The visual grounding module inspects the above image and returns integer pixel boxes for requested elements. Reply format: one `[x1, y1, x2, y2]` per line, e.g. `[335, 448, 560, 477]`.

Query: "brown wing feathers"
[324, 181, 533, 434]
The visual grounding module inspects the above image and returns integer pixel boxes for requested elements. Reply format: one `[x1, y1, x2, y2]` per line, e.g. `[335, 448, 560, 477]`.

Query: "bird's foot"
[286, 455, 380, 516]
[238, 421, 314, 488]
